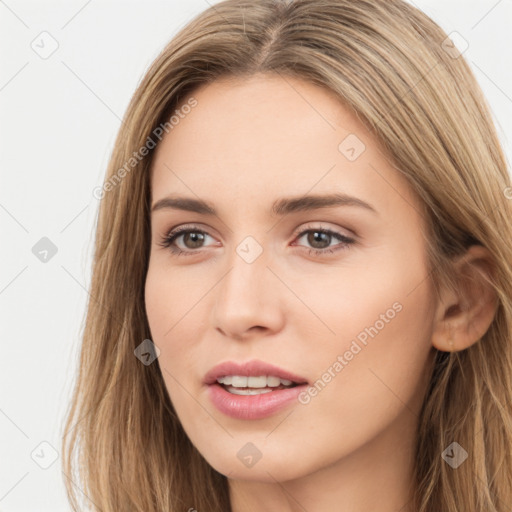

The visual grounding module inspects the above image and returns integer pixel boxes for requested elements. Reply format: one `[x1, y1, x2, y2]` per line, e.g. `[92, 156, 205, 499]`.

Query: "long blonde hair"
[61, 0, 512, 510]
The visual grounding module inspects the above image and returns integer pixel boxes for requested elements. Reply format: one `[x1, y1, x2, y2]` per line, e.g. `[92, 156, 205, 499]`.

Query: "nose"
[212, 244, 285, 341]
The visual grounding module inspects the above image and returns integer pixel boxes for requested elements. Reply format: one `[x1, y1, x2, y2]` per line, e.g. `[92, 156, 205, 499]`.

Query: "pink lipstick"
[204, 360, 308, 420]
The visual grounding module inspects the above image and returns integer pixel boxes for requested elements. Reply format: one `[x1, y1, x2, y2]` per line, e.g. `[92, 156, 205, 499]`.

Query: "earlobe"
[431, 245, 498, 353]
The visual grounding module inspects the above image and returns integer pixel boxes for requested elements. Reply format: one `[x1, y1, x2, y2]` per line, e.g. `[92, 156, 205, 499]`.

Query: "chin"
[198, 442, 319, 483]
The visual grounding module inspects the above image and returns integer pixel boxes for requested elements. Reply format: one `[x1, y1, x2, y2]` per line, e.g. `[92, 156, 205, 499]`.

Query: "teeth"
[247, 376, 267, 388]
[226, 387, 274, 395]
[216, 375, 296, 388]
[266, 376, 281, 387]
[231, 376, 247, 387]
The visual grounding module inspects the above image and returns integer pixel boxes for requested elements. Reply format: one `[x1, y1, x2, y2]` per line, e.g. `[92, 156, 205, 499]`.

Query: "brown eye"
[158, 227, 216, 256]
[294, 227, 355, 256]
[306, 231, 332, 249]
[180, 231, 206, 249]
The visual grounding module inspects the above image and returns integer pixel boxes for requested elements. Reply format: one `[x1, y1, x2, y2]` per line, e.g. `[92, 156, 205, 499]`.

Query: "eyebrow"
[151, 193, 378, 216]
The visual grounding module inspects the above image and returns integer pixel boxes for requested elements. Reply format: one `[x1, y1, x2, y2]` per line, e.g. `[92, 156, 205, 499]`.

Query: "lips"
[203, 360, 308, 386]
[204, 360, 309, 420]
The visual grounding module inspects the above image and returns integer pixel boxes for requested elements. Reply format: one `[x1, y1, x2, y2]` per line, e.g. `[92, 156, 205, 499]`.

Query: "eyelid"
[290, 221, 356, 241]
[163, 222, 219, 238]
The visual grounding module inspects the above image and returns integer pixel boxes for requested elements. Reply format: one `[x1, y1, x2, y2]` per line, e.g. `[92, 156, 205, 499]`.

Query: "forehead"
[149, 74, 419, 219]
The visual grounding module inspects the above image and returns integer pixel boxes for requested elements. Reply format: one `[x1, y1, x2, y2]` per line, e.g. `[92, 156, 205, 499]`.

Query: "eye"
[157, 225, 218, 256]
[292, 226, 355, 256]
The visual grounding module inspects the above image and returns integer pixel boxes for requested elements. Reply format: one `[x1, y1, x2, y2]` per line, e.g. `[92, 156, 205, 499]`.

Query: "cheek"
[145, 265, 172, 344]
[286, 237, 435, 402]
[145, 262, 209, 346]
[144, 266, 225, 461]
[298, 284, 435, 469]
[295, 247, 436, 427]
[144, 263, 210, 394]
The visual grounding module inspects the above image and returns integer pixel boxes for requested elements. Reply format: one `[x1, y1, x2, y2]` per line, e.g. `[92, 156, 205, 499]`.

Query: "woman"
[62, 0, 512, 510]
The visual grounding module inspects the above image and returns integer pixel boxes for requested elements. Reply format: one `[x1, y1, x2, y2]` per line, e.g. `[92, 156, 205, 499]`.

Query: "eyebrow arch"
[151, 193, 378, 216]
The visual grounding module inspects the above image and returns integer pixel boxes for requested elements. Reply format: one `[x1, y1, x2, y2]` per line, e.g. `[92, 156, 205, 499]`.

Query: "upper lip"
[204, 359, 308, 385]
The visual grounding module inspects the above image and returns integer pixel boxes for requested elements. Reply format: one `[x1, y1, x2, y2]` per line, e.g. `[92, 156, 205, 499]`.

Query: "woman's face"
[145, 74, 438, 483]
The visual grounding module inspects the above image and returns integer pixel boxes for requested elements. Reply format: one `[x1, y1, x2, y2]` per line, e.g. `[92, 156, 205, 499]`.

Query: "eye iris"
[183, 232, 205, 249]
[308, 231, 330, 249]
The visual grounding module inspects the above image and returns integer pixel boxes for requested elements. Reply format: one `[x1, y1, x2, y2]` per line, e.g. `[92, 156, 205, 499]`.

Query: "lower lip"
[207, 383, 307, 420]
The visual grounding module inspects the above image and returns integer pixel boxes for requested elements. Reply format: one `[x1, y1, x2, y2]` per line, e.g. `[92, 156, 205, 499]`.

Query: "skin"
[144, 73, 497, 511]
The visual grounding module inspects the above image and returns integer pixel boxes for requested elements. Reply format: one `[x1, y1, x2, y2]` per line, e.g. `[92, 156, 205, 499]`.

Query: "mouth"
[204, 360, 309, 419]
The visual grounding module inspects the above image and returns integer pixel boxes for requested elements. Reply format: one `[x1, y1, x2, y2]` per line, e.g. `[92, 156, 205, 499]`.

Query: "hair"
[61, 0, 512, 510]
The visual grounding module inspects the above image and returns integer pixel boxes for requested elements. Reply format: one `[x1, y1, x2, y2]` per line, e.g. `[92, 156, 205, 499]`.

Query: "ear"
[431, 245, 498, 352]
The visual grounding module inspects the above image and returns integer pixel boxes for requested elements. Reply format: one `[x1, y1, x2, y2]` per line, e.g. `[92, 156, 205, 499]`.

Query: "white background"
[1, 1, 511, 510]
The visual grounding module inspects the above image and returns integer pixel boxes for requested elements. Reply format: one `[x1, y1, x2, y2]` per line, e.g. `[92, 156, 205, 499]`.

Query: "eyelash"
[157, 224, 355, 258]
